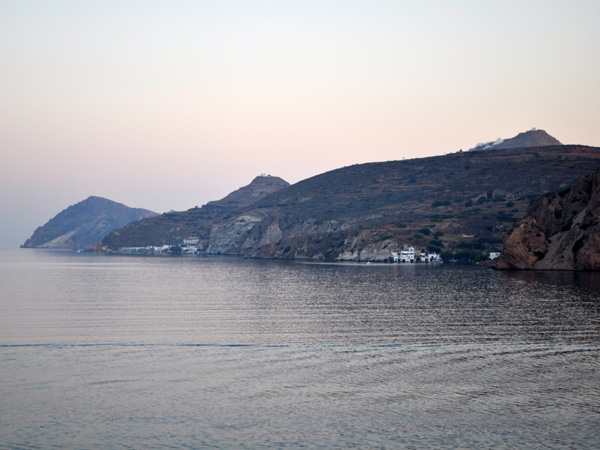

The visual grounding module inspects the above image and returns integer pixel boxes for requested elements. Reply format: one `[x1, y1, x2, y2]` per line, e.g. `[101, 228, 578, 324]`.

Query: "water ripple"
[1, 251, 599, 449]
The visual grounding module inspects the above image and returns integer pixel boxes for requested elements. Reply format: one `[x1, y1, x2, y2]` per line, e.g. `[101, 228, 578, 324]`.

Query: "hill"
[22, 196, 158, 250]
[496, 169, 600, 270]
[102, 144, 600, 262]
[100, 175, 290, 249]
[469, 129, 561, 151]
[205, 145, 600, 261]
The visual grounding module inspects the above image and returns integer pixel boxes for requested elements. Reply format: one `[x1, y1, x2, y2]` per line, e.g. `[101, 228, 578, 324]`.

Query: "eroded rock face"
[495, 218, 548, 270]
[258, 222, 283, 247]
[496, 169, 600, 270]
[206, 213, 264, 254]
[336, 230, 402, 261]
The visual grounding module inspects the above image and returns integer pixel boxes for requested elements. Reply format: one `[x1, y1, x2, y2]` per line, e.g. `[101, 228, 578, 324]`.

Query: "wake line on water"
[1, 343, 599, 351]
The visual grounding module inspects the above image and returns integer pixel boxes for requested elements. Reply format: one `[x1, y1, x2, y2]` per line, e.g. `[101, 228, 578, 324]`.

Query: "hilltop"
[469, 129, 562, 151]
[22, 196, 158, 250]
[100, 175, 289, 249]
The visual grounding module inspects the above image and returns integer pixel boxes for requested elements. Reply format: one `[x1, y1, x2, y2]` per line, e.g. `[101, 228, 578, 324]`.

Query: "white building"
[183, 237, 199, 245]
[425, 252, 442, 262]
[400, 246, 415, 263]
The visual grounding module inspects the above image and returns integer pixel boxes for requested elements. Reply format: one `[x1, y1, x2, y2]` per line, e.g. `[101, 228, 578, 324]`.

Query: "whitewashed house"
[400, 246, 415, 263]
[426, 252, 442, 262]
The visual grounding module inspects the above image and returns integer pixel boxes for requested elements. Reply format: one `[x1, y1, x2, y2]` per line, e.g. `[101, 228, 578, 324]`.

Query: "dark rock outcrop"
[496, 169, 600, 270]
[22, 196, 158, 250]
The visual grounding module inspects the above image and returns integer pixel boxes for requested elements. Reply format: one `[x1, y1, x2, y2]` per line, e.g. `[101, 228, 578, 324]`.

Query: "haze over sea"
[1, 249, 599, 449]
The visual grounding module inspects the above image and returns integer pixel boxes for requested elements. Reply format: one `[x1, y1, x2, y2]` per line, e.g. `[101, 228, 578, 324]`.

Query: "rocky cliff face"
[22, 196, 158, 250]
[496, 169, 600, 270]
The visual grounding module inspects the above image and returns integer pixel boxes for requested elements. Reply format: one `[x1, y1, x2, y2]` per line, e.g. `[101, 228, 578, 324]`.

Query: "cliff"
[496, 169, 600, 270]
[100, 175, 289, 249]
[22, 196, 158, 250]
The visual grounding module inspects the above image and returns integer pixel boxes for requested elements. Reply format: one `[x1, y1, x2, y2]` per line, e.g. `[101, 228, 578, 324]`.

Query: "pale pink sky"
[1, 0, 599, 247]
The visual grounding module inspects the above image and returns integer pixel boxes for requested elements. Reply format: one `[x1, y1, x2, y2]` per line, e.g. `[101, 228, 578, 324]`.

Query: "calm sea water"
[0, 249, 598, 449]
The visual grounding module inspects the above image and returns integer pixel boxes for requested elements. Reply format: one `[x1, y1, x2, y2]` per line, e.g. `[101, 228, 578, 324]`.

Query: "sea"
[0, 249, 599, 449]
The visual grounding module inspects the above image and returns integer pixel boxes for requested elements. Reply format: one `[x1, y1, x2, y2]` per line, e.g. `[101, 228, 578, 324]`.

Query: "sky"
[1, 0, 599, 247]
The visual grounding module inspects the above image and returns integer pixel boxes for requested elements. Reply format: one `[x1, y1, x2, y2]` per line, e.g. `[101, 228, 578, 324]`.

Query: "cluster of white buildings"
[391, 246, 442, 263]
[118, 245, 174, 255]
[118, 237, 202, 255]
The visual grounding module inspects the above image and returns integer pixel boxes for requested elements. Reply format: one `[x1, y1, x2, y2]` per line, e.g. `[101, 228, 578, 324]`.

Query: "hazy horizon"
[2, 1, 599, 248]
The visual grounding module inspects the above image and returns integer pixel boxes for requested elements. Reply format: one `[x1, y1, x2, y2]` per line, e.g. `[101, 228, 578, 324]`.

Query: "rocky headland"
[22, 196, 158, 250]
[496, 169, 600, 270]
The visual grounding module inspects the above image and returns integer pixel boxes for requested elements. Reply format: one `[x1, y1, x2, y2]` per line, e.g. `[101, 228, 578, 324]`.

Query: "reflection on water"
[0, 250, 598, 449]
[499, 267, 600, 292]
